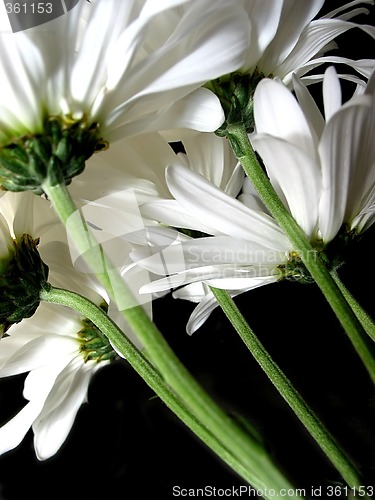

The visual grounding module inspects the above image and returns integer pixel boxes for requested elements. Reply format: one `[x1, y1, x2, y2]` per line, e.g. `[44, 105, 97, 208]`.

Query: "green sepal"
[206, 71, 264, 137]
[78, 304, 117, 363]
[0, 234, 50, 335]
[279, 251, 316, 285]
[0, 116, 107, 194]
[321, 224, 359, 272]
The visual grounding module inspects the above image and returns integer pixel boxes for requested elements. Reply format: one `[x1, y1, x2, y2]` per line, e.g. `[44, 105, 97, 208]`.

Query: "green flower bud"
[0, 234, 50, 336]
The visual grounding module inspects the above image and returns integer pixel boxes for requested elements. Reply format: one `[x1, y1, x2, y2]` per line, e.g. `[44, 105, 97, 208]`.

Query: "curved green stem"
[41, 179, 298, 496]
[331, 270, 375, 342]
[210, 287, 368, 495]
[40, 286, 256, 487]
[226, 122, 375, 384]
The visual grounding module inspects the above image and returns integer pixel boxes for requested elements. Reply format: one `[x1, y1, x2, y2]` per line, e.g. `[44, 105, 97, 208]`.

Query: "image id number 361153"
[5, 2, 53, 14]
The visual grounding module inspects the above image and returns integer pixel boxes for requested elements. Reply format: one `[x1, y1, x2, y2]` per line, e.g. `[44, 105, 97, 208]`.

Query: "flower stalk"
[330, 270, 375, 343]
[41, 178, 298, 495]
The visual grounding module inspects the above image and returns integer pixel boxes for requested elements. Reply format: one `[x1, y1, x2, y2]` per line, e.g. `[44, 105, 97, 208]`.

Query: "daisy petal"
[166, 164, 291, 251]
[241, 0, 283, 71]
[186, 291, 219, 335]
[0, 401, 43, 455]
[33, 361, 97, 460]
[318, 96, 373, 242]
[0, 335, 76, 377]
[253, 78, 317, 159]
[107, 88, 225, 141]
[260, 0, 325, 75]
[252, 134, 321, 238]
[322, 66, 342, 121]
[278, 18, 375, 84]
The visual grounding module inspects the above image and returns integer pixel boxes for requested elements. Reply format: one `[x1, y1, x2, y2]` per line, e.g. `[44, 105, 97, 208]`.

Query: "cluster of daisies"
[0, 0, 374, 464]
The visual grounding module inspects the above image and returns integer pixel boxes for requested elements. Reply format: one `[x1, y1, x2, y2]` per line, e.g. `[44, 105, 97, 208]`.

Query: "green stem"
[331, 270, 375, 342]
[41, 179, 297, 496]
[226, 122, 375, 384]
[210, 287, 369, 496]
[40, 286, 255, 487]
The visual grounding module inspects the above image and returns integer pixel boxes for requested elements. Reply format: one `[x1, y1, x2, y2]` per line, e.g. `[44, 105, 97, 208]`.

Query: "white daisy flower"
[0, 295, 115, 461]
[252, 66, 375, 243]
[124, 67, 375, 333]
[0, 0, 252, 193]
[0, 191, 133, 459]
[0, 191, 62, 333]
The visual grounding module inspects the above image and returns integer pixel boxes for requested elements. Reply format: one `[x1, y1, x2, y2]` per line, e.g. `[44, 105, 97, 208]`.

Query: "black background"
[0, 1, 375, 498]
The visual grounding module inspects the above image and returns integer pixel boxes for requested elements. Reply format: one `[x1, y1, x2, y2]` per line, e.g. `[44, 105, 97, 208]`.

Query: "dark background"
[0, 1, 375, 498]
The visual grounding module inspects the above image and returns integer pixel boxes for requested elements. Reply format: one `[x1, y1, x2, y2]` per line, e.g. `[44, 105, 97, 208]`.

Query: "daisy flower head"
[0, 0, 250, 193]
[251, 66, 375, 247]
[0, 190, 134, 460]
[0, 191, 59, 335]
[0, 273, 119, 461]
[207, 0, 375, 135]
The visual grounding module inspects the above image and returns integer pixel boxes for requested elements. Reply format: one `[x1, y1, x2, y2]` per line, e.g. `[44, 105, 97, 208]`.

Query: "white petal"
[0, 32, 46, 136]
[322, 1, 374, 19]
[33, 360, 98, 460]
[277, 18, 375, 84]
[166, 165, 291, 251]
[181, 132, 241, 192]
[318, 97, 374, 242]
[292, 73, 325, 140]
[0, 335, 76, 377]
[241, 0, 283, 71]
[141, 199, 223, 235]
[110, 0, 249, 96]
[102, 0, 250, 137]
[139, 261, 281, 295]
[140, 0, 188, 17]
[206, 274, 279, 291]
[186, 291, 219, 334]
[185, 276, 277, 334]
[173, 282, 209, 303]
[133, 235, 285, 274]
[70, 0, 138, 110]
[253, 78, 317, 159]
[0, 401, 43, 455]
[73, 133, 175, 200]
[184, 286, 261, 335]
[260, 0, 325, 75]
[106, 88, 225, 141]
[296, 55, 375, 81]
[251, 134, 321, 238]
[0, 362, 63, 455]
[323, 67, 342, 121]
